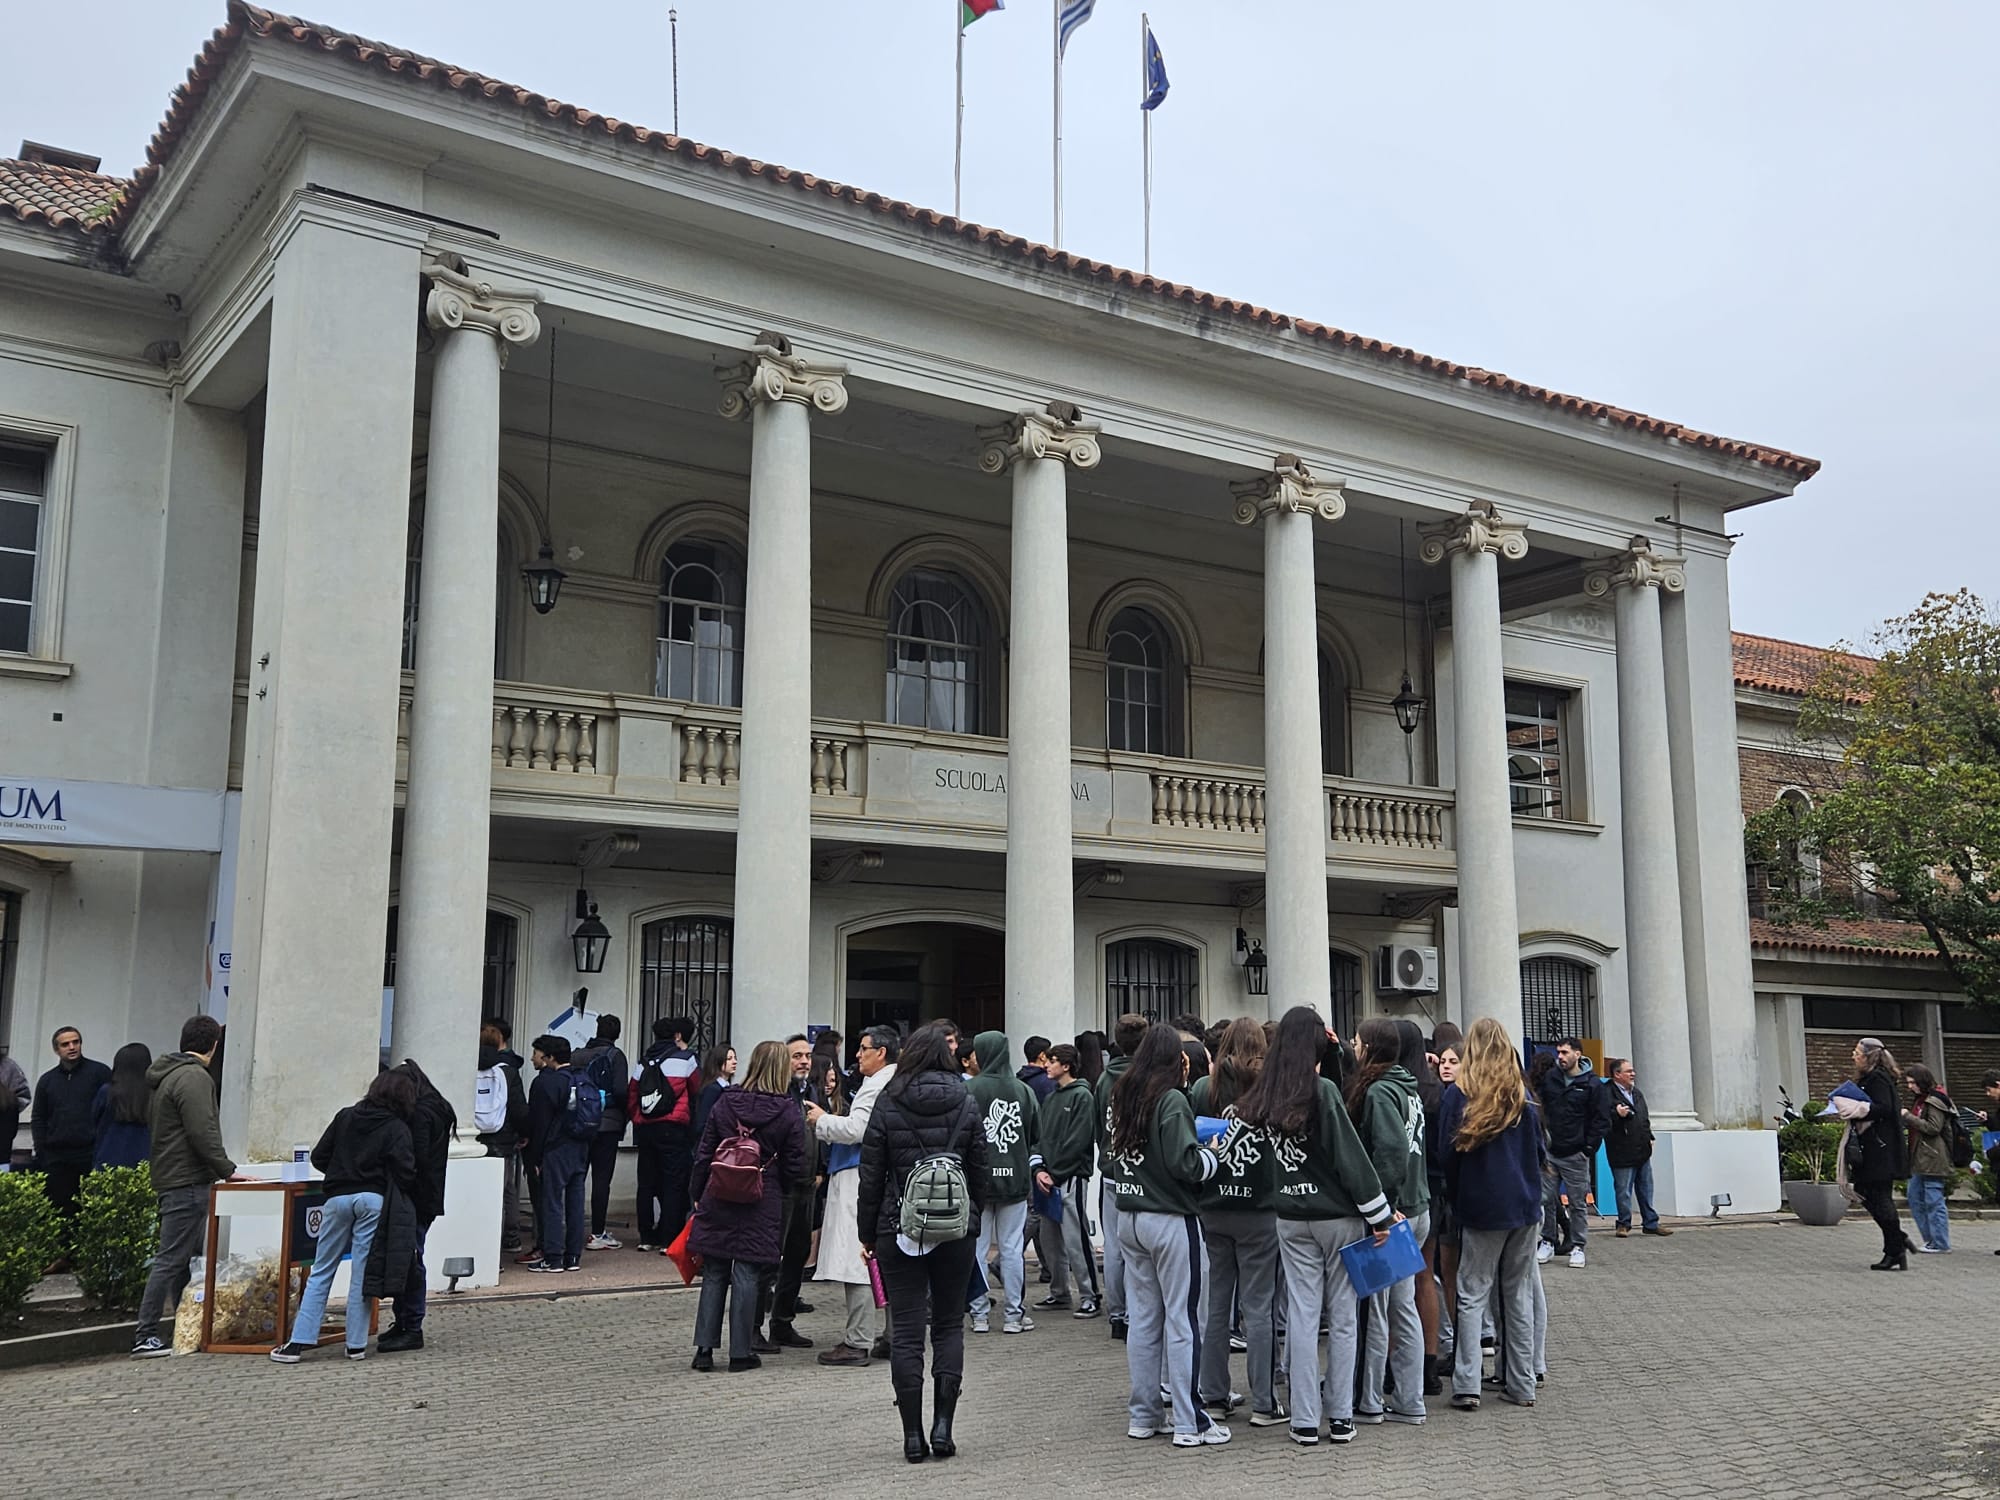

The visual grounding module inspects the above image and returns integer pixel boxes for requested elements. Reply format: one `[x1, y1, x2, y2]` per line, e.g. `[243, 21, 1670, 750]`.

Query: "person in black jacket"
[524, 1035, 589, 1273]
[377, 1060, 456, 1353]
[32, 1026, 112, 1221]
[271, 1070, 418, 1363]
[1537, 1038, 1610, 1268]
[858, 1022, 988, 1464]
[1850, 1038, 1913, 1271]
[1603, 1058, 1671, 1239]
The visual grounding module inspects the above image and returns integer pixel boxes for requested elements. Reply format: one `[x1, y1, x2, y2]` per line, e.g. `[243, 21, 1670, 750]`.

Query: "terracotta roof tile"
[7, 1, 1822, 481]
[1749, 916, 1942, 960]
[0, 158, 127, 236]
[1732, 632, 1874, 697]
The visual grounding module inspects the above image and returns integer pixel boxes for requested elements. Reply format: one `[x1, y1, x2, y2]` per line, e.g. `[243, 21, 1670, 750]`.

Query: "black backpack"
[1945, 1105, 1976, 1170]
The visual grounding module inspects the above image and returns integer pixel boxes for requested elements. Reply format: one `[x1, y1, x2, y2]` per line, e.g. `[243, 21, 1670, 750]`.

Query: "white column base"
[1651, 1129, 1780, 1216]
[1650, 1111, 1706, 1133]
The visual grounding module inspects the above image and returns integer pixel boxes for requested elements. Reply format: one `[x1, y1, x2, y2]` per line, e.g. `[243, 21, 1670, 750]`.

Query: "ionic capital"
[717, 337, 849, 421]
[422, 256, 542, 364]
[1417, 499, 1529, 565]
[976, 402, 1102, 475]
[1583, 536, 1687, 597]
[1229, 454, 1346, 526]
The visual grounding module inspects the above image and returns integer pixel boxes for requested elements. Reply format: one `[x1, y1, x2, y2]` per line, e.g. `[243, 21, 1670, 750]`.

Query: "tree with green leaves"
[1745, 589, 2000, 1006]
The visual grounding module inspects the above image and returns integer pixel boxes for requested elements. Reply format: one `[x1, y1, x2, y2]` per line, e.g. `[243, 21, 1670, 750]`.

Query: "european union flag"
[1142, 23, 1169, 111]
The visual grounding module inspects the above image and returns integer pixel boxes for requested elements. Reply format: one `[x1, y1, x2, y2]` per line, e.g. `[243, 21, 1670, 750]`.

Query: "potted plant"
[1775, 1096, 1850, 1225]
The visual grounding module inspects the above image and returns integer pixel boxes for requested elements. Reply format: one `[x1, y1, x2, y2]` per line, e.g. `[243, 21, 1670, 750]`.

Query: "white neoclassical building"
[0, 5, 1814, 1223]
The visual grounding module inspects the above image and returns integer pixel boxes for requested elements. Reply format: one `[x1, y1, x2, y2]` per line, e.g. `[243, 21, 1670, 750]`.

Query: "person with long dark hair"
[857, 1022, 987, 1463]
[1076, 1031, 1105, 1086]
[692, 1043, 735, 1139]
[1237, 1006, 1395, 1447]
[1106, 1023, 1229, 1447]
[1190, 1017, 1281, 1429]
[92, 1042, 153, 1169]
[1396, 1018, 1445, 1394]
[1348, 1019, 1429, 1426]
[1427, 1032, 1464, 1379]
[376, 1059, 457, 1353]
[1850, 1038, 1912, 1269]
[1903, 1063, 1957, 1254]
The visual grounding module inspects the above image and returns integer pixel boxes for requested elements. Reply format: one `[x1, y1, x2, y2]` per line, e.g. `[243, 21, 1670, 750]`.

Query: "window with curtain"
[1107, 607, 1176, 755]
[1519, 955, 1596, 1042]
[1105, 937, 1198, 1028]
[640, 915, 735, 1051]
[656, 539, 746, 705]
[885, 568, 989, 733]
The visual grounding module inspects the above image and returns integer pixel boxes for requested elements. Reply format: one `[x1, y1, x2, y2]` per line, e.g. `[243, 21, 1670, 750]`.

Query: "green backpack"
[898, 1152, 972, 1246]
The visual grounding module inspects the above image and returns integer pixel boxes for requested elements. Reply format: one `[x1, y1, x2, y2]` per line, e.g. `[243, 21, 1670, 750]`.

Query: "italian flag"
[961, 0, 1002, 27]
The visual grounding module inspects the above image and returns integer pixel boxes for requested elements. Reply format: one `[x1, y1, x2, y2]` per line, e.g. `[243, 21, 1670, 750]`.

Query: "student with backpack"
[629, 1016, 701, 1252]
[571, 1015, 631, 1251]
[857, 1022, 988, 1463]
[1902, 1063, 1963, 1253]
[689, 1039, 806, 1372]
[524, 1034, 595, 1273]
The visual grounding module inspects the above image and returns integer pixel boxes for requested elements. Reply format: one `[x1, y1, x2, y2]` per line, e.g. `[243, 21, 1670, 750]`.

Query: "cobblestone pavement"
[12, 1218, 2000, 1499]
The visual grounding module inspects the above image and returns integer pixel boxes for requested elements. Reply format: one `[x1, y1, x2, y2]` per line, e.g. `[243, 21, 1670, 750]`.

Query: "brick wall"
[1804, 1030, 1921, 1099]
[1741, 745, 1810, 817]
[1944, 1037, 2000, 1096]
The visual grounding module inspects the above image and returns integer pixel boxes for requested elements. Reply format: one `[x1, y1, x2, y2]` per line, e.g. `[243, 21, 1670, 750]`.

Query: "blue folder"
[1339, 1219, 1426, 1300]
[1194, 1115, 1230, 1145]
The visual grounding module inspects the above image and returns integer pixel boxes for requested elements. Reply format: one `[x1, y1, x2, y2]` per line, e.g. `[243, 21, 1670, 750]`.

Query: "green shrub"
[0, 1172, 62, 1315]
[71, 1163, 159, 1310]
[1778, 1105, 1845, 1184]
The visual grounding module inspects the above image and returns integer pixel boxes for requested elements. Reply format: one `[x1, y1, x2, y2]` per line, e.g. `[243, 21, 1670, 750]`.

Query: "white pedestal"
[1652, 1129, 1780, 1217]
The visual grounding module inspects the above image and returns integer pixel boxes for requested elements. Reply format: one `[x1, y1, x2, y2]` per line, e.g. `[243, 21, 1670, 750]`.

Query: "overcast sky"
[9, 1, 1994, 650]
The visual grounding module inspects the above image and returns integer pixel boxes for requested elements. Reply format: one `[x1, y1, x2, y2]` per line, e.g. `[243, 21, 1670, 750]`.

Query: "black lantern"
[522, 543, 566, 616]
[1392, 671, 1426, 737]
[571, 891, 610, 974]
[1244, 941, 1269, 997]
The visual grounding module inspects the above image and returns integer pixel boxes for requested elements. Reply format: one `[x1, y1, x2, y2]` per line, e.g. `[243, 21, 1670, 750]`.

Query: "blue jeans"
[393, 1222, 429, 1330]
[1907, 1174, 1950, 1250]
[290, 1191, 383, 1350]
[540, 1141, 589, 1267]
[1611, 1161, 1659, 1231]
[694, 1255, 766, 1361]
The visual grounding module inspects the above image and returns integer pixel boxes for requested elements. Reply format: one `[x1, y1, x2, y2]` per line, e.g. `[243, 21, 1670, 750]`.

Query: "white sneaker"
[1127, 1423, 1174, 1440]
[1249, 1405, 1289, 1427]
[1568, 1248, 1586, 1268]
[586, 1233, 620, 1251]
[1002, 1315, 1033, 1333]
[971, 1313, 990, 1333]
[1173, 1423, 1232, 1448]
[1535, 1241, 1554, 1265]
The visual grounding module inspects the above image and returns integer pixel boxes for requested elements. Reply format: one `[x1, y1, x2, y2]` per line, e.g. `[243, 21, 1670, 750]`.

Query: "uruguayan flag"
[1058, 0, 1097, 58]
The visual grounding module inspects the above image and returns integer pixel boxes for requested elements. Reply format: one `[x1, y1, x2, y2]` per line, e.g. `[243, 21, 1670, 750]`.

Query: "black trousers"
[43, 1154, 89, 1218]
[1857, 1180, 1908, 1256]
[759, 1190, 814, 1327]
[635, 1123, 695, 1247]
[587, 1132, 620, 1236]
[878, 1234, 976, 1392]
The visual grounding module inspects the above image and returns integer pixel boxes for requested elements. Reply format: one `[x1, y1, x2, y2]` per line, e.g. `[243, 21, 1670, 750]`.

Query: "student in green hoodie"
[1237, 1006, 1397, 1448]
[1346, 1019, 1430, 1426]
[1091, 1012, 1148, 1338]
[964, 1030, 1043, 1334]
[1033, 1043, 1101, 1315]
[1107, 1023, 1228, 1447]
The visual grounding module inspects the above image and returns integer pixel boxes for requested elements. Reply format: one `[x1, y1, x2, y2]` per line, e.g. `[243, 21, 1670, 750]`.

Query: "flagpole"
[1141, 12, 1151, 275]
[955, 3, 965, 218]
[1052, 0, 1063, 247]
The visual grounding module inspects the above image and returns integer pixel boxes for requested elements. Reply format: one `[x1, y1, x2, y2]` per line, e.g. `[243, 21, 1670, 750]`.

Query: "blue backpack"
[565, 1070, 605, 1139]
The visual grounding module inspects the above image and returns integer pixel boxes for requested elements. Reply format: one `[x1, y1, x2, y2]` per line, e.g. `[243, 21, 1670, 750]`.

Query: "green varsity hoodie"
[1271, 1077, 1394, 1227]
[1094, 1053, 1130, 1153]
[1038, 1076, 1097, 1182]
[1105, 1086, 1216, 1216]
[1189, 1075, 1276, 1214]
[965, 1030, 1041, 1204]
[1358, 1066, 1430, 1216]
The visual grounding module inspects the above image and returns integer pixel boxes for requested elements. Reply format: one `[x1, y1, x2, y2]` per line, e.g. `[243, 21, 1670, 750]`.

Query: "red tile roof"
[1732, 632, 1874, 697]
[3, 1, 1822, 481]
[0, 158, 125, 236]
[1749, 916, 1943, 960]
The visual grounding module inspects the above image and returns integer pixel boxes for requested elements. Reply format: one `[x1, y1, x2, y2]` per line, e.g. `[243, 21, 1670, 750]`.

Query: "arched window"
[382, 906, 523, 1056]
[1520, 955, 1596, 1044]
[1320, 648, 1349, 776]
[1105, 936, 1198, 1028]
[885, 568, 991, 733]
[1774, 789, 1820, 898]
[402, 500, 513, 678]
[1107, 607, 1178, 755]
[641, 914, 735, 1050]
[657, 539, 746, 706]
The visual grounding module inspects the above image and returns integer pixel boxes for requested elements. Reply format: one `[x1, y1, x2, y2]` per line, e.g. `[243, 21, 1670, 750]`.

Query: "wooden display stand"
[199, 1180, 378, 1353]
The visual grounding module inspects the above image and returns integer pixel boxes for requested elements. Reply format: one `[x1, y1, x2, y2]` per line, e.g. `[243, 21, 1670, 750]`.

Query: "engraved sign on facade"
[907, 749, 1110, 827]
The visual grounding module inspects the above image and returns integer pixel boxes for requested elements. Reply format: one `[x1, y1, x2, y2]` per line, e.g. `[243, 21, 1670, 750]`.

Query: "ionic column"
[719, 338, 847, 1049]
[1419, 501, 1528, 1036]
[979, 403, 1100, 1055]
[1231, 456, 1344, 1023]
[1586, 538, 1700, 1128]
[394, 260, 541, 1123]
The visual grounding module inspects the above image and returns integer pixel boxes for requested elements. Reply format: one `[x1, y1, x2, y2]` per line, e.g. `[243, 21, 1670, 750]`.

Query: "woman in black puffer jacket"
[858, 1022, 988, 1464]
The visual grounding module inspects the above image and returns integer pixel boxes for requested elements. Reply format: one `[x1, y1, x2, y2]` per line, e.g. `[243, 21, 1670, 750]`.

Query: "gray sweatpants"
[1455, 1223, 1536, 1403]
[1277, 1215, 1366, 1430]
[1100, 1181, 1126, 1321]
[970, 1198, 1029, 1322]
[1550, 1151, 1593, 1247]
[1053, 1177, 1100, 1306]
[1117, 1209, 1213, 1438]
[1360, 1208, 1429, 1418]
[1198, 1208, 1278, 1415]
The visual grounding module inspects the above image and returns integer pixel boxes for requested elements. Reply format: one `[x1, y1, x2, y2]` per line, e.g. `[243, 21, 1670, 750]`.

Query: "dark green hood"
[972, 1030, 1011, 1080]
[966, 1030, 1038, 1202]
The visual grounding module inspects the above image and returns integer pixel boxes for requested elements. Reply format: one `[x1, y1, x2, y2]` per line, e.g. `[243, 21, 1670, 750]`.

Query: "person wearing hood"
[130, 1016, 236, 1358]
[689, 1040, 806, 1373]
[1536, 1037, 1609, 1269]
[376, 1059, 457, 1353]
[806, 1025, 897, 1367]
[858, 1023, 988, 1463]
[271, 1069, 419, 1363]
[1092, 1012, 1147, 1340]
[964, 1029, 1043, 1335]
[1347, 1019, 1430, 1427]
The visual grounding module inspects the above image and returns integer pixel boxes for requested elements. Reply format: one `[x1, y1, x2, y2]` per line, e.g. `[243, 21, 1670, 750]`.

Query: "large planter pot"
[1784, 1181, 1850, 1225]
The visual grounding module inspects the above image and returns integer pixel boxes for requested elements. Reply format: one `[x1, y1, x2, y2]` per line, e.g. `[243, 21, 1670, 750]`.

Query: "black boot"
[930, 1374, 961, 1459]
[896, 1386, 928, 1463]
[1871, 1245, 1908, 1271]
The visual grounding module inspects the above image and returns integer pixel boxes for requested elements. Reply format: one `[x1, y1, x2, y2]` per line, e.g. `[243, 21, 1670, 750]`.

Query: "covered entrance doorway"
[844, 921, 1004, 1043]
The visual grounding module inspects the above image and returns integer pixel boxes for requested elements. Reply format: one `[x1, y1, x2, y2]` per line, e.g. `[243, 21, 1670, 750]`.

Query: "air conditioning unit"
[1376, 944, 1440, 996]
